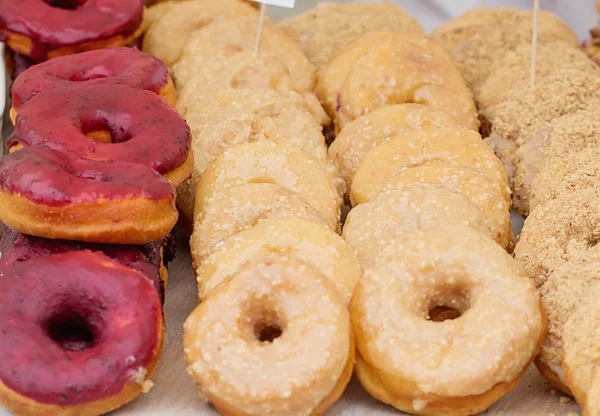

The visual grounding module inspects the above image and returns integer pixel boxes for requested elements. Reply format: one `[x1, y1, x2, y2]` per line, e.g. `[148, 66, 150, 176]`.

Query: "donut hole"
[44, 0, 87, 10]
[244, 306, 286, 344]
[254, 321, 283, 343]
[82, 118, 132, 144]
[46, 310, 95, 351]
[426, 290, 470, 322]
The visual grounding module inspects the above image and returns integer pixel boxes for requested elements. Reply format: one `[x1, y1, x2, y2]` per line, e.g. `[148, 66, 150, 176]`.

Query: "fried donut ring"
[384, 163, 513, 250]
[328, 104, 459, 189]
[190, 183, 332, 265]
[0, 251, 164, 416]
[185, 255, 353, 416]
[196, 217, 361, 304]
[316, 32, 478, 132]
[351, 226, 546, 415]
[195, 142, 343, 232]
[350, 127, 510, 206]
[10, 47, 176, 122]
[515, 188, 600, 289]
[278, 2, 423, 68]
[0, 0, 144, 62]
[343, 184, 491, 270]
[143, 0, 257, 67]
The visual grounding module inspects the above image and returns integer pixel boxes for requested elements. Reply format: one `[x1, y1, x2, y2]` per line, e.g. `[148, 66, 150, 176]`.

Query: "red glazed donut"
[0, 0, 144, 62]
[10, 47, 177, 122]
[0, 250, 164, 416]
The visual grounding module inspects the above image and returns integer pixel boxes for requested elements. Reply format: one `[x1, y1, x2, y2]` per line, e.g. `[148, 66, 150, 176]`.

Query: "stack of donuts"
[0, 2, 192, 415]
[433, 8, 600, 414]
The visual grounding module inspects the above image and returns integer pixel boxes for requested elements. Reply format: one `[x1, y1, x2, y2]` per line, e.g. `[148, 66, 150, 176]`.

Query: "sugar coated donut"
[195, 142, 343, 232]
[10, 47, 176, 122]
[350, 127, 510, 206]
[278, 2, 423, 68]
[316, 32, 478, 132]
[328, 104, 459, 189]
[190, 183, 332, 265]
[343, 184, 491, 270]
[0, 0, 144, 62]
[351, 226, 545, 415]
[196, 217, 361, 304]
[0, 250, 164, 416]
[184, 255, 353, 416]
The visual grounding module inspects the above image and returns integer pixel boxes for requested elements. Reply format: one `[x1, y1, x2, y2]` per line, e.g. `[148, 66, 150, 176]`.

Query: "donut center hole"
[46, 311, 95, 351]
[427, 290, 470, 322]
[254, 322, 283, 343]
[44, 0, 87, 9]
[82, 119, 132, 144]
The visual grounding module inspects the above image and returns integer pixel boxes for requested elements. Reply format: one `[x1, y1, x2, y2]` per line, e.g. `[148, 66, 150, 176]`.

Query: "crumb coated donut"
[316, 32, 478, 132]
[10, 47, 177, 121]
[478, 42, 597, 110]
[172, 16, 315, 92]
[196, 217, 361, 304]
[143, 0, 257, 67]
[351, 226, 545, 415]
[343, 184, 491, 270]
[185, 255, 353, 416]
[190, 183, 332, 266]
[350, 127, 510, 206]
[278, 2, 423, 68]
[328, 104, 459, 189]
[0, 0, 144, 62]
[195, 142, 343, 232]
[383, 163, 513, 250]
[0, 251, 164, 416]
[515, 188, 600, 289]
[431, 8, 578, 95]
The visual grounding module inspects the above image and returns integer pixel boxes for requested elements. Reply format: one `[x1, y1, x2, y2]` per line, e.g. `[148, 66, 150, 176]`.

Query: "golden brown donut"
[278, 2, 423, 68]
[184, 255, 353, 416]
[351, 226, 546, 415]
[328, 104, 459, 190]
[342, 184, 491, 270]
[316, 32, 478, 132]
[190, 183, 332, 266]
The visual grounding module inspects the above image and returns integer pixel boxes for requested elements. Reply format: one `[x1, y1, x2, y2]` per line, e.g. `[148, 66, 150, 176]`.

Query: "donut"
[0, 250, 164, 416]
[351, 226, 545, 415]
[10, 47, 177, 123]
[316, 32, 478, 132]
[195, 142, 344, 232]
[143, 0, 257, 67]
[190, 183, 332, 266]
[513, 111, 600, 215]
[328, 104, 459, 189]
[342, 184, 491, 270]
[196, 217, 361, 304]
[172, 16, 315, 91]
[0, 0, 145, 62]
[430, 8, 578, 95]
[0, 84, 191, 244]
[383, 163, 513, 250]
[515, 188, 600, 289]
[184, 255, 353, 416]
[350, 127, 510, 206]
[278, 2, 423, 68]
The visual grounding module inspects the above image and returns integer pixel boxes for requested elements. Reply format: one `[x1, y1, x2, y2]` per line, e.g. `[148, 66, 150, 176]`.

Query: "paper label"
[254, 0, 295, 8]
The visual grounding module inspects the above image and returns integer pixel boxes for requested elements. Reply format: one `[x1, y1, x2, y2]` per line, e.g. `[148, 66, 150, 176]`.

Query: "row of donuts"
[433, 8, 600, 414]
[0, 5, 193, 413]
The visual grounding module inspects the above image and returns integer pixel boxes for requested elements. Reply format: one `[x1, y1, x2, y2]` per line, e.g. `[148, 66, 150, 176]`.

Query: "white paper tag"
[255, 0, 295, 8]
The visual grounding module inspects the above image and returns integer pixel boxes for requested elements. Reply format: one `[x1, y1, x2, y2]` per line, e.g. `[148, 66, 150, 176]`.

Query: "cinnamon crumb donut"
[515, 188, 600, 289]
[196, 217, 361, 304]
[342, 184, 491, 270]
[351, 226, 545, 415]
[350, 127, 510, 206]
[316, 32, 478, 132]
[184, 255, 353, 416]
[142, 0, 257, 67]
[328, 104, 459, 189]
[278, 2, 423, 68]
[190, 183, 332, 266]
[195, 142, 343, 232]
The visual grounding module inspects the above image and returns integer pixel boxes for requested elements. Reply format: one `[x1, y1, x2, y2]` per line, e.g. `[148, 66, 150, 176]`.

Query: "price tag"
[255, 0, 295, 8]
